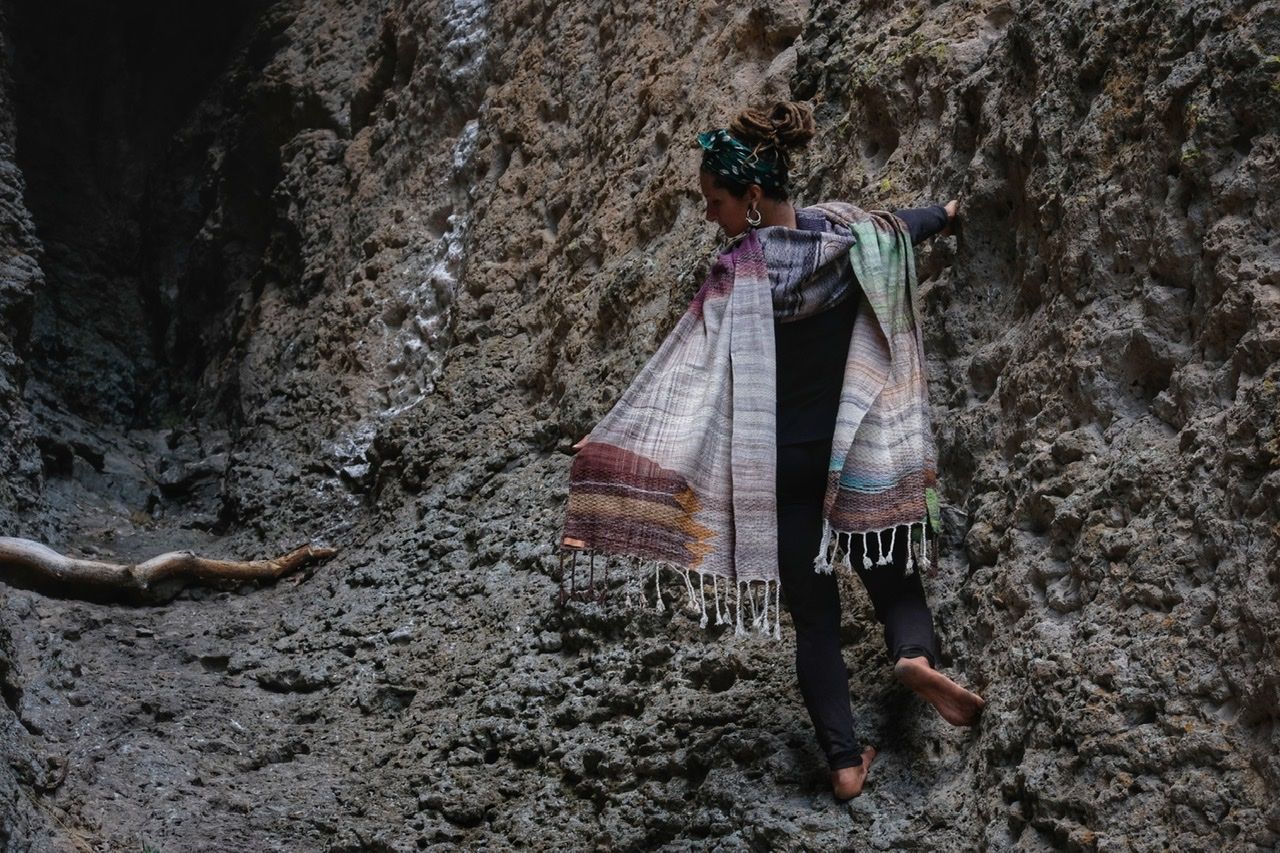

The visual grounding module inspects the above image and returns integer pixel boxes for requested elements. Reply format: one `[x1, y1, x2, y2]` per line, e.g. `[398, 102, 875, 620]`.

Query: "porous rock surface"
[0, 0, 1277, 849]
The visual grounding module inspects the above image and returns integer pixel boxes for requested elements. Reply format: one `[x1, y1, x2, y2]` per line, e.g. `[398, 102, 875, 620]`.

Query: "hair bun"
[730, 100, 815, 153]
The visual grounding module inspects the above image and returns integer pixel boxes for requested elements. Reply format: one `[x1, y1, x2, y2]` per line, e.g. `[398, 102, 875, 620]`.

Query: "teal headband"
[697, 128, 786, 192]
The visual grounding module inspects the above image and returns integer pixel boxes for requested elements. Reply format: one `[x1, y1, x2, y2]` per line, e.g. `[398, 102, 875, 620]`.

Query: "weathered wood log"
[0, 537, 338, 602]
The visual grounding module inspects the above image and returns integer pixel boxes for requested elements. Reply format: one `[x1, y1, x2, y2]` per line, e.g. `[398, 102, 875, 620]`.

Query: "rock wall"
[1, 0, 1277, 849]
[0, 3, 43, 540]
[0, 6, 46, 845]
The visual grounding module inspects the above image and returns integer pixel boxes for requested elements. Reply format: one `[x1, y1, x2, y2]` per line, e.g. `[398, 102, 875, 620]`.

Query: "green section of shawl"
[810, 202, 938, 552]
[845, 220, 917, 335]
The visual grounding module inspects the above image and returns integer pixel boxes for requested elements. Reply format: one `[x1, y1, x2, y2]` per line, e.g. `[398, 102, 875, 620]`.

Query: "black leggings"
[777, 439, 940, 770]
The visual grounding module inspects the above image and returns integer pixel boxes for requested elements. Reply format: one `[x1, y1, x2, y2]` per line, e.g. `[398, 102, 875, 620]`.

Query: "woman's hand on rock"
[942, 199, 959, 236]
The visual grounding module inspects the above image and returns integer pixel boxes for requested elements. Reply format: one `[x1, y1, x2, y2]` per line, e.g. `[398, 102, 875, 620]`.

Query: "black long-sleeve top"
[776, 205, 948, 446]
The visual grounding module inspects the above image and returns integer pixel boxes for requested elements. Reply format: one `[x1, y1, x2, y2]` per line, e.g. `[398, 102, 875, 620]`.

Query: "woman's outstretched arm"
[894, 199, 959, 244]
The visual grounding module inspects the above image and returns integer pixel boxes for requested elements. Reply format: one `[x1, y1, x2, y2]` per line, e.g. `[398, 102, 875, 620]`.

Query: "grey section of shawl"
[757, 207, 858, 323]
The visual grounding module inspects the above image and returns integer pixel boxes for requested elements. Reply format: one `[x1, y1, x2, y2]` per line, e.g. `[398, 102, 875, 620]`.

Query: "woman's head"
[698, 101, 816, 236]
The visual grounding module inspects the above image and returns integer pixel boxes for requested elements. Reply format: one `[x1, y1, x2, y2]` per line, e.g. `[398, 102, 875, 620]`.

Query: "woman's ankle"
[894, 647, 935, 668]
[830, 746, 877, 800]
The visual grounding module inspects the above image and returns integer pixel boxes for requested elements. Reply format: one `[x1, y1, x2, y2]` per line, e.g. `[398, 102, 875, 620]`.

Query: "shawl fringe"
[557, 549, 784, 639]
[559, 521, 939, 634]
[811, 520, 937, 576]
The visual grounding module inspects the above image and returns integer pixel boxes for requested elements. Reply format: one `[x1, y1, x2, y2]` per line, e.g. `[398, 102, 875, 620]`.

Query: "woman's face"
[699, 170, 754, 238]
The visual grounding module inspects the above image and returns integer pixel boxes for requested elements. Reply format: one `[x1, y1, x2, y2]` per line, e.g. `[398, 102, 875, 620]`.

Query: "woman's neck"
[759, 198, 797, 229]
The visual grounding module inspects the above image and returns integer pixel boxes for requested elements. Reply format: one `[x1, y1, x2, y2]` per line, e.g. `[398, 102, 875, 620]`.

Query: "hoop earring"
[746, 205, 762, 228]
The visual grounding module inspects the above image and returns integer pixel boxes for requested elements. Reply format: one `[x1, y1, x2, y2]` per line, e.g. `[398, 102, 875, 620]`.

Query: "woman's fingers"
[940, 199, 960, 237]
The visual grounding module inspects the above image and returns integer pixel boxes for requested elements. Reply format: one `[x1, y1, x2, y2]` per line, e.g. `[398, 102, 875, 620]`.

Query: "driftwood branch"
[0, 537, 338, 602]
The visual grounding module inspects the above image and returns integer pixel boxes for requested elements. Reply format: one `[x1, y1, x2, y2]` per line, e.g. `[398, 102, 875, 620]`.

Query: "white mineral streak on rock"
[452, 116, 480, 170]
[333, 0, 490, 468]
[376, 0, 488, 419]
[381, 119, 478, 419]
[443, 0, 488, 90]
[325, 420, 377, 481]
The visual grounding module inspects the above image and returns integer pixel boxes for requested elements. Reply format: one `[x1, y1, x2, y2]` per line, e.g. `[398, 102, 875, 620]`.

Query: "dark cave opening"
[8, 0, 275, 430]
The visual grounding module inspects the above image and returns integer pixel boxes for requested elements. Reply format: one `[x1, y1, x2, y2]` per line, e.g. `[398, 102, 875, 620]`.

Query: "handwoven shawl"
[562, 202, 939, 635]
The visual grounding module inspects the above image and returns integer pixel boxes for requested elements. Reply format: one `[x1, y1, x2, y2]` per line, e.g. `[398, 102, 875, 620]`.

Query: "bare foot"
[894, 656, 985, 726]
[830, 746, 878, 801]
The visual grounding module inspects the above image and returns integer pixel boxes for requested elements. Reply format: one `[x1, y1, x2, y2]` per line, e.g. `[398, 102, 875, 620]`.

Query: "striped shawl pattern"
[562, 202, 939, 632]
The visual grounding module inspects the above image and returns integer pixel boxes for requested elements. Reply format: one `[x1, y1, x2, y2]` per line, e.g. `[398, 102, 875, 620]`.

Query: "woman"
[563, 101, 984, 801]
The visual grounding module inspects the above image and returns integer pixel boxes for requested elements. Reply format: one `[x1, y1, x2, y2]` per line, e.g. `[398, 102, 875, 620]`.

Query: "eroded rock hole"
[858, 96, 900, 172]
